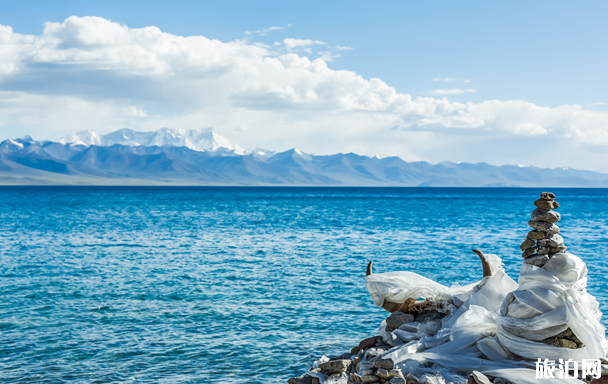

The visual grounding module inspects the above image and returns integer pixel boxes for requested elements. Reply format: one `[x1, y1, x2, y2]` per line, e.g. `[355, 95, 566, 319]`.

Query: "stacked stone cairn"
[520, 192, 566, 268]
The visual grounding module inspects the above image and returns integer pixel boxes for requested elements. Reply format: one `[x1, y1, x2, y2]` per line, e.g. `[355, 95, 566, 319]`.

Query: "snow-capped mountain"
[60, 128, 244, 154]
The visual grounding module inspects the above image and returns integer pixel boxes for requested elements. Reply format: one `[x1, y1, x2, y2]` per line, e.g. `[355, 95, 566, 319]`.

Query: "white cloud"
[432, 77, 458, 82]
[1, 16, 608, 171]
[318, 51, 339, 62]
[123, 106, 148, 117]
[283, 38, 326, 48]
[429, 88, 477, 95]
[245, 25, 287, 36]
[335, 46, 353, 51]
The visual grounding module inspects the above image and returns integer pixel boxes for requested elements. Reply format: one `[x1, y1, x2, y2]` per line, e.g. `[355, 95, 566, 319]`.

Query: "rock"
[389, 379, 406, 384]
[350, 373, 363, 383]
[522, 246, 538, 258]
[542, 338, 578, 349]
[523, 254, 550, 267]
[414, 310, 444, 323]
[546, 234, 564, 247]
[527, 230, 548, 240]
[528, 220, 559, 234]
[358, 337, 377, 350]
[373, 359, 395, 370]
[549, 244, 567, 253]
[537, 246, 550, 255]
[361, 375, 380, 383]
[382, 331, 403, 347]
[319, 359, 351, 375]
[531, 208, 561, 223]
[353, 357, 361, 366]
[534, 199, 560, 210]
[361, 369, 374, 376]
[376, 368, 391, 379]
[468, 371, 492, 384]
[389, 370, 405, 379]
[288, 374, 316, 384]
[336, 352, 352, 360]
[398, 322, 420, 333]
[351, 347, 360, 355]
[540, 192, 556, 200]
[386, 312, 415, 330]
[520, 239, 535, 251]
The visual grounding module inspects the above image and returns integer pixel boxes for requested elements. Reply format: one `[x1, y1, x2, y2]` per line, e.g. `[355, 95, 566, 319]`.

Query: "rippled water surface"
[2, 187, 608, 383]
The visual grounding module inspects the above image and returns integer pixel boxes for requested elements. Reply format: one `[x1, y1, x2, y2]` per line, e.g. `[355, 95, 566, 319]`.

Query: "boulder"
[376, 368, 391, 379]
[534, 199, 560, 210]
[531, 208, 561, 223]
[373, 358, 395, 370]
[414, 310, 443, 323]
[528, 220, 559, 234]
[389, 379, 406, 384]
[361, 375, 380, 383]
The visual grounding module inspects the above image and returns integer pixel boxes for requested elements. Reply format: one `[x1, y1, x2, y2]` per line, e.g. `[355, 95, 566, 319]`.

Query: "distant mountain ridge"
[1, 128, 608, 186]
[59, 128, 245, 154]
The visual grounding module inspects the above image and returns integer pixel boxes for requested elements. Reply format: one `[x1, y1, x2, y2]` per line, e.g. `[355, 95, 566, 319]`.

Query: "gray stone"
[398, 322, 420, 333]
[389, 379, 406, 384]
[376, 368, 391, 379]
[520, 239, 535, 251]
[288, 374, 316, 384]
[414, 310, 444, 323]
[389, 370, 405, 379]
[549, 244, 567, 254]
[386, 312, 415, 330]
[373, 359, 395, 370]
[469, 371, 492, 384]
[524, 254, 550, 267]
[542, 338, 578, 349]
[319, 359, 351, 375]
[528, 220, 560, 234]
[522, 246, 538, 258]
[546, 234, 564, 247]
[382, 331, 403, 347]
[534, 198, 560, 210]
[527, 230, 548, 240]
[537, 246, 550, 255]
[350, 373, 363, 383]
[531, 208, 561, 223]
[540, 192, 556, 200]
[361, 375, 380, 383]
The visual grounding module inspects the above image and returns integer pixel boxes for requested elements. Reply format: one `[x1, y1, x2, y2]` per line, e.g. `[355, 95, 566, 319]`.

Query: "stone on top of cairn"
[520, 192, 567, 267]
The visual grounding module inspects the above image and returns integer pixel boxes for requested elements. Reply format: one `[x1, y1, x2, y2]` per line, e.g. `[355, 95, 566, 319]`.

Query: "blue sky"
[1, 1, 608, 170]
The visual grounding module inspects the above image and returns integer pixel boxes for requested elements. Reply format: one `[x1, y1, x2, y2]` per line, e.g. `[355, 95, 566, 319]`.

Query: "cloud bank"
[0, 16, 607, 171]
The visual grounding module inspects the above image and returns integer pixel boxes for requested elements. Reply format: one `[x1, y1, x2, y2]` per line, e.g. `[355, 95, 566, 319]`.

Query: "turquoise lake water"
[1, 187, 608, 383]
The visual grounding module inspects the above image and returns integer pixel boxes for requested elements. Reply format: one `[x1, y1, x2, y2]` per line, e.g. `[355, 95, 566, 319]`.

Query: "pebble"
[549, 244, 567, 253]
[527, 230, 548, 240]
[531, 208, 561, 223]
[319, 359, 351, 374]
[528, 220, 560, 234]
[520, 239, 535, 251]
[534, 199, 559, 210]
[540, 192, 556, 200]
[386, 312, 415, 330]
[523, 254, 550, 267]
[522, 247, 538, 258]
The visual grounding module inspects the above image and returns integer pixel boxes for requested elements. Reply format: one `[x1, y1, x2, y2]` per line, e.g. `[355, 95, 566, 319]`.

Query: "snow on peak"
[59, 127, 244, 154]
[60, 129, 101, 145]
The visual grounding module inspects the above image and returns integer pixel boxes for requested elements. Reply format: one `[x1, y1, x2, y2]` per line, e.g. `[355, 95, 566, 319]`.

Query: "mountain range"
[1, 128, 607, 187]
